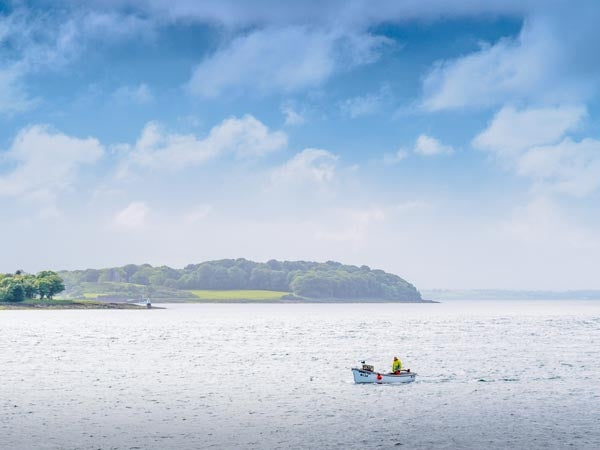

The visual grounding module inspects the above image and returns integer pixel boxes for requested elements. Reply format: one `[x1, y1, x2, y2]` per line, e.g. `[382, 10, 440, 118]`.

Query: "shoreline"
[126, 298, 439, 304]
[190, 299, 440, 304]
[0, 301, 155, 310]
[1, 299, 437, 309]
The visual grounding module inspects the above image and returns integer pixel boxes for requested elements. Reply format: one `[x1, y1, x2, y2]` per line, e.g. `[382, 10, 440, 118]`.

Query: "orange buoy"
[376, 374, 382, 381]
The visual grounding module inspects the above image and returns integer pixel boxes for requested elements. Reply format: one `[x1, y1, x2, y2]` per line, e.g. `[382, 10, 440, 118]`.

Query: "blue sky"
[2, 0, 600, 289]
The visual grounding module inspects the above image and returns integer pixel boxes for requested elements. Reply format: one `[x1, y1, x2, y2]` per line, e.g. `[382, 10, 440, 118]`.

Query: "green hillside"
[59, 259, 422, 302]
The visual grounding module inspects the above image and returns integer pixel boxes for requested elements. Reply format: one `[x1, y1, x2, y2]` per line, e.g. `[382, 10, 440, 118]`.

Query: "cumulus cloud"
[422, 31, 550, 110]
[187, 26, 391, 97]
[473, 105, 600, 196]
[421, 6, 600, 110]
[271, 148, 338, 185]
[0, 125, 104, 200]
[382, 134, 452, 163]
[112, 202, 149, 229]
[118, 115, 287, 173]
[9, 1, 599, 115]
[472, 105, 586, 156]
[413, 134, 453, 156]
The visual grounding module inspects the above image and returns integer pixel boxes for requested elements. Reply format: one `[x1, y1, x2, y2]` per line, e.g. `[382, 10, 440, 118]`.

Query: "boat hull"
[352, 368, 416, 384]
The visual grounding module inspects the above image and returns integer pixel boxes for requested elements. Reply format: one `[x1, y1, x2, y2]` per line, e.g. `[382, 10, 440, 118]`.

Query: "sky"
[1, 0, 600, 290]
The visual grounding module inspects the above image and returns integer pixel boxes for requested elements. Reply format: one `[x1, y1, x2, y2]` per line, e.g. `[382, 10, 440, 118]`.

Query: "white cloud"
[112, 202, 149, 230]
[187, 26, 391, 97]
[118, 115, 287, 173]
[281, 104, 305, 125]
[517, 138, 600, 197]
[472, 105, 586, 156]
[421, 7, 600, 110]
[473, 105, 600, 197]
[422, 33, 546, 110]
[112, 83, 154, 104]
[271, 148, 338, 185]
[382, 134, 453, 163]
[0, 7, 155, 115]
[0, 125, 104, 200]
[413, 134, 453, 156]
[78, 11, 155, 42]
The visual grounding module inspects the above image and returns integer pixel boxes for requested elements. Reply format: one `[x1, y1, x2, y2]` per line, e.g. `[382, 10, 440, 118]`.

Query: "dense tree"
[58, 259, 422, 301]
[21, 274, 37, 298]
[81, 269, 100, 282]
[130, 271, 150, 285]
[36, 271, 66, 299]
[227, 266, 247, 289]
[0, 271, 65, 302]
[0, 277, 26, 302]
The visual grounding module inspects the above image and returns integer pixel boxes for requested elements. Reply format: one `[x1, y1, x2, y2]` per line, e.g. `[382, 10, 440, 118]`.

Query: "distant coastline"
[422, 289, 600, 301]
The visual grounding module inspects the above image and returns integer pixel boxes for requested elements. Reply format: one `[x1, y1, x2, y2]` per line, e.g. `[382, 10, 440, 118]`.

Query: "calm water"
[1, 301, 599, 449]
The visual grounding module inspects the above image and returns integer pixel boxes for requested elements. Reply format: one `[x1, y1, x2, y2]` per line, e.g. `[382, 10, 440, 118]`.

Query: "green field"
[187, 289, 290, 301]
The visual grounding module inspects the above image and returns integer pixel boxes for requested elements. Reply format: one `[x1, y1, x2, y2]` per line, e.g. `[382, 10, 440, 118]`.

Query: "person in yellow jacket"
[392, 356, 402, 374]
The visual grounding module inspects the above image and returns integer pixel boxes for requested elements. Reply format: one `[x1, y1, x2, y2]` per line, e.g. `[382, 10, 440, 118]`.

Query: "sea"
[1, 301, 599, 449]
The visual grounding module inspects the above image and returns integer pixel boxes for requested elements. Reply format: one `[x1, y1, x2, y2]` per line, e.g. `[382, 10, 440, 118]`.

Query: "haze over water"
[2, 301, 599, 449]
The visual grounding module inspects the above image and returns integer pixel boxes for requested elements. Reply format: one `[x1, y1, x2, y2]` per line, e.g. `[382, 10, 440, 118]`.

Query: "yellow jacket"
[392, 359, 402, 372]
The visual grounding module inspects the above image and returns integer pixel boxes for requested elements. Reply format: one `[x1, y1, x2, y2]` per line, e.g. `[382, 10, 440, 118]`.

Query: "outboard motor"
[360, 360, 374, 372]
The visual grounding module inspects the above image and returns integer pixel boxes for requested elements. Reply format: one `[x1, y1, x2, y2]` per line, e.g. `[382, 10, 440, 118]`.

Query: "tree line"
[0, 271, 65, 302]
[60, 259, 422, 301]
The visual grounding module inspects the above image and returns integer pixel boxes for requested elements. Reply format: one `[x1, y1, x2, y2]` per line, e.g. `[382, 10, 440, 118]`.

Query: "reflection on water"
[1, 301, 599, 449]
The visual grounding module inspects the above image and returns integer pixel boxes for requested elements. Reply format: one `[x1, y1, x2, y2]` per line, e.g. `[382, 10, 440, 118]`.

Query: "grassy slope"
[187, 289, 290, 301]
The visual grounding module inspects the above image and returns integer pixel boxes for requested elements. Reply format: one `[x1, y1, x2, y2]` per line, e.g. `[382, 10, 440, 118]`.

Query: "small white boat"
[352, 364, 416, 384]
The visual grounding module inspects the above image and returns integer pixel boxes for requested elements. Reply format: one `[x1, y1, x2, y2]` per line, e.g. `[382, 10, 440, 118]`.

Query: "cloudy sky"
[1, 0, 600, 289]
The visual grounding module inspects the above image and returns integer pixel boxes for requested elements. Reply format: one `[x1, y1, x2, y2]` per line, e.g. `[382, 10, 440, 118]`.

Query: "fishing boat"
[352, 362, 416, 384]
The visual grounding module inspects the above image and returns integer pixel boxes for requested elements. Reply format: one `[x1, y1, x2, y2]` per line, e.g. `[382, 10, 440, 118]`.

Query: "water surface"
[1, 301, 599, 449]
